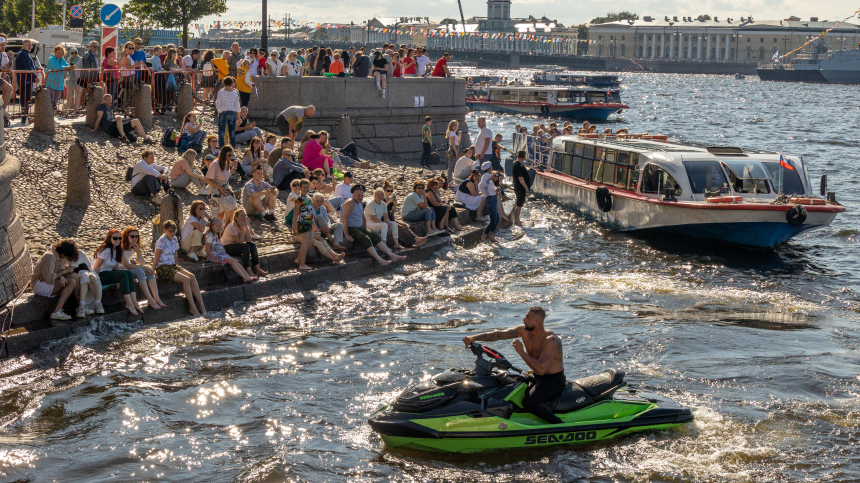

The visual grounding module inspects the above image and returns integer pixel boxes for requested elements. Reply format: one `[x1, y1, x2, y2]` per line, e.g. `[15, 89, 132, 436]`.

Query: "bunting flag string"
[777, 6, 860, 60]
[120, 18, 595, 45]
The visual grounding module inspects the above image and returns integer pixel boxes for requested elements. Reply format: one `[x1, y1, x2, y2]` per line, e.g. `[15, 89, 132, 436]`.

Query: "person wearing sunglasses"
[92, 229, 143, 316]
[121, 226, 166, 309]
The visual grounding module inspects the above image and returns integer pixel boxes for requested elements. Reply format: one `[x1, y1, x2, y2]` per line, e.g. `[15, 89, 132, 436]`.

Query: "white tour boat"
[466, 86, 628, 120]
[513, 133, 845, 248]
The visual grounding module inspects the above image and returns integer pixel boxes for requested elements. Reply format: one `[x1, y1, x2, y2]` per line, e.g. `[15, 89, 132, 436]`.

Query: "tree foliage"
[576, 24, 589, 55]
[589, 11, 638, 25]
[124, 0, 227, 48]
[0, 0, 102, 36]
[440, 18, 458, 25]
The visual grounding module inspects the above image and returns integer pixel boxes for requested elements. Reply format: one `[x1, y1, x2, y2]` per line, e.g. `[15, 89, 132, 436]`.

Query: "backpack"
[162, 128, 179, 148]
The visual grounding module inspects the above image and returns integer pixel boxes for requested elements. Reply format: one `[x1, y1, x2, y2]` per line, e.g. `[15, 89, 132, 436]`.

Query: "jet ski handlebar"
[468, 342, 524, 375]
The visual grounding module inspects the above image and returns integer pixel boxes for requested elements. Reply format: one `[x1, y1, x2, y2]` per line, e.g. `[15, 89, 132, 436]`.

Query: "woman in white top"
[118, 42, 138, 111]
[120, 226, 166, 309]
[445, 120, 461, 181]
[364, 187, 402, 250]
[280, 51, 303, 77]
[92, 229, 143, 315]
[180, 200, 209, 260]
[240, 137, 265, 178]
[266, 51, 282, 77]
[200, 49, 217, 102]
[205, 147, 239, 221]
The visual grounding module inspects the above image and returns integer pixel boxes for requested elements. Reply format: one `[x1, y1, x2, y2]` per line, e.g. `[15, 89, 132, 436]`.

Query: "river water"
[1, 72, 859, 482]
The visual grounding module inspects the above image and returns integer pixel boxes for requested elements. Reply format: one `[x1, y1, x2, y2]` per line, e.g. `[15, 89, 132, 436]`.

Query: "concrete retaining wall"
[0, 111, 33, 308]
[248, 76, 472, 161]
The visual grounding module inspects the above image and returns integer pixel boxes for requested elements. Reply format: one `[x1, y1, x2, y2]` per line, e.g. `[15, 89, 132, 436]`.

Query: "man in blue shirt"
[131, 37, 148, 83]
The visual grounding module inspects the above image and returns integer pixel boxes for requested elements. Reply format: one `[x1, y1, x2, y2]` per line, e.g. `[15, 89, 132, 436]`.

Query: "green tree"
[440, 18, 458, 25]
[124, 0, 227, 48]
[589, 11, 638, 25]
[576, 24, 589, 55]
[697, 14, 712, 21]
[0, 0, 102, 36]
[312, 29, 328, 41]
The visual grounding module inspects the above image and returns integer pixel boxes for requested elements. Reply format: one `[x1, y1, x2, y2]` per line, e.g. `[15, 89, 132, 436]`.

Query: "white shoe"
[187, 252, 199, 261]
[85, 306, 95, 315]
[50, 310, 72, 320]
[94, 302, 105, 314]
[382, 91, 386, 99]
[196, 249, 207, 258]
[376, 84, 381, 91]
[151, 193, 162, 205]
[428, 228, 443, 236]
[76, 306, 87, 318]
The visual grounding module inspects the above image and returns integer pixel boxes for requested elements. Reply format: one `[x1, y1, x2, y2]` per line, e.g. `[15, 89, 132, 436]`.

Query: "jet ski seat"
[547, 369, 626, 414]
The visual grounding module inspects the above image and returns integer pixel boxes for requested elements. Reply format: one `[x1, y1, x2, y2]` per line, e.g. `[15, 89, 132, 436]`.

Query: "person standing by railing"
[0, 35, 13, 120]
[14, 39, 38, 123]
[46, 45, 74, 110]
[67, 48, 83, 112]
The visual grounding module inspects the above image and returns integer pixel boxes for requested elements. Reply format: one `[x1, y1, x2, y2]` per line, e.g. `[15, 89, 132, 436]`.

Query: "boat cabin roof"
[550, 135, 773, 156]
[487, 85, 614, 92]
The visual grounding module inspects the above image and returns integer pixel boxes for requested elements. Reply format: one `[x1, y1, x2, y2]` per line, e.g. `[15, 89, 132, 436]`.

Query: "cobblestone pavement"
[7, 114, 458, 263]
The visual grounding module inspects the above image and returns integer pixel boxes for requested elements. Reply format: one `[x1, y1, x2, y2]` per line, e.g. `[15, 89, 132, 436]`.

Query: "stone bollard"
[336, 116, 352, 148]
[134, 84, 153, 129]
[86, 85, 104, 130]
[160, 191, 184, 229]
[176, 83, 193, 121]
[32, 88, 55, 133]
[66, 141, 91, 206]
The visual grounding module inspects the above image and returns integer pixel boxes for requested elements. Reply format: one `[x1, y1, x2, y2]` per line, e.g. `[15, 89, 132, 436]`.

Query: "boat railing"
[513, 133, 551, 167]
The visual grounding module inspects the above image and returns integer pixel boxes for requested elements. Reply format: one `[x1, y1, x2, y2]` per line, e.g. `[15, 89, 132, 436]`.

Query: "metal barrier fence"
[2, 67, 199, 123]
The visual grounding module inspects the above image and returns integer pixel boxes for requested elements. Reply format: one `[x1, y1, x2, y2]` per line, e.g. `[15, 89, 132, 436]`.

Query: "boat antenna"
[456, 0, 468, 38]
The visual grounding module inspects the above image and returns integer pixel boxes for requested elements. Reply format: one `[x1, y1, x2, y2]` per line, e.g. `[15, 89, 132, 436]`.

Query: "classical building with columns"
[588, 15, 860, 62]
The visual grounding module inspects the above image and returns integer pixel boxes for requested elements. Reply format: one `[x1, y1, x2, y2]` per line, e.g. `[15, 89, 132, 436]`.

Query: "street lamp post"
[261, 0, 268, 50]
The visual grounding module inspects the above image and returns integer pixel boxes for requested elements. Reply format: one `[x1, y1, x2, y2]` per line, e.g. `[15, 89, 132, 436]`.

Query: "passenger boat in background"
[533, 72, 622, 88]
[466, 86, 628, 120]
[535, 64, 565, 72]
[513, 133, 845, 248]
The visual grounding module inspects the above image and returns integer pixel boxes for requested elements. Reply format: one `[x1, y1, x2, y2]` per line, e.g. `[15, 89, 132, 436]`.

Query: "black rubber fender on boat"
[540, 105, 549, 115]
[596, 187, 612, 212]
[786, 203, 807, 226]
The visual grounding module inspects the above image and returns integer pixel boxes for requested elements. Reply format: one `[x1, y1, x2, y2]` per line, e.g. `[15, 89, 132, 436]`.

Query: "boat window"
[551, 152, 564, 172]
[630, 152, 639, 166]
[628, 168, 640, 190]
[605, 150, 616, 163]
[641, 164, 683, 196]
[538, 92, 548, 101]
[572, 144, 584, 178]
[614, 165, 628, 187]
[595, 147, 605, 160]
[762, 162, 805, 195]
[721, 159, 772, 180]
[682, 161, 730, 194]
[617, 151, 630, 166]
[563, 141, 575, 154]
[591, 160, 603, 181]
[602, 162, 616, 185]
[581, 157, 593, 180]
[563, 154, 574, 175]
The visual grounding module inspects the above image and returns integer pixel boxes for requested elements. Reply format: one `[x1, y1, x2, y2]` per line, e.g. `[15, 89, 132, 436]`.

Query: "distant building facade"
[588, 15, 860, 61]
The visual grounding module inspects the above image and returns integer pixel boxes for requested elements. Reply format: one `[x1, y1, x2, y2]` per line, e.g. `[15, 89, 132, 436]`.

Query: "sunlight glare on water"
[0, 70, 859, 481]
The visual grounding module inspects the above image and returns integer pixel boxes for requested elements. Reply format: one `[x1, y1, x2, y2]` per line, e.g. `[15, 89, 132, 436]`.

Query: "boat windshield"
[682, 161, 729, 194]
[762, 162, 806, 195]
[721, 159, 772, 194]
[721, 159, 772, 180]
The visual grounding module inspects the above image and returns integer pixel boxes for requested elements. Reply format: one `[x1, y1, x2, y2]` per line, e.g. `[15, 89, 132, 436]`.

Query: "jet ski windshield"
[469, 342, 524, 376]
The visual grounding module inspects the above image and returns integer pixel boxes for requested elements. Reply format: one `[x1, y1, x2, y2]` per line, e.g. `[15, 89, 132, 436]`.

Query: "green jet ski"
[368, 342, 694, 453]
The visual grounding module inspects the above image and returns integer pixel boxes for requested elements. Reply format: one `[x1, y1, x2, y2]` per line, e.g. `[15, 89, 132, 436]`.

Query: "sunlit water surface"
[1, 71, 859, 482]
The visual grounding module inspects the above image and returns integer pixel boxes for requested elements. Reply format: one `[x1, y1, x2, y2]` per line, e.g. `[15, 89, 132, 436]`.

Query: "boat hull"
[756, 67, 828, 83]
[532, 170, 842, 248]
[466, 100, 624, 120]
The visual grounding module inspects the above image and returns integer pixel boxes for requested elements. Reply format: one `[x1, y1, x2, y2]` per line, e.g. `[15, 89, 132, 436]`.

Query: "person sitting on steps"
[342, 184, 406, 266]
[153, 220, 207, 316]
[130, 149, 169, 205]
[92, 229, 143, 316]
[31, 239, 102, 321]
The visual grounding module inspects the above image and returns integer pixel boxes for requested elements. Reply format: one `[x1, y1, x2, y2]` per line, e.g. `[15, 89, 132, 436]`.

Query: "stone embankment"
[248, 76, 471, 161]
[0, 110, 499, 359]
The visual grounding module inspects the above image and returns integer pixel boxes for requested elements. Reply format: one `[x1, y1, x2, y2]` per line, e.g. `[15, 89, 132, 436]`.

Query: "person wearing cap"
[272, 138, 310, 187]
[401, 181, 443, 236]
[456, 169, 487, 221]
[342, 185, 406, 266]
[242, 165, 278, 222]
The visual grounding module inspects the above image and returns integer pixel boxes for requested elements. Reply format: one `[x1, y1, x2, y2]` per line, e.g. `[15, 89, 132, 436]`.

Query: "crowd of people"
[1, 36, 463, 122]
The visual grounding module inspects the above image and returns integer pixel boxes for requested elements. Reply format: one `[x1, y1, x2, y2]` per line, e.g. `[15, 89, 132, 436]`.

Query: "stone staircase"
[0, 207, 498, 358]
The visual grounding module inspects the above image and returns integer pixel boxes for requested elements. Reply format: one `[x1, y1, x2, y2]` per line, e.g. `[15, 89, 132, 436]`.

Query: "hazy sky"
[115, 0, 855, 29]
